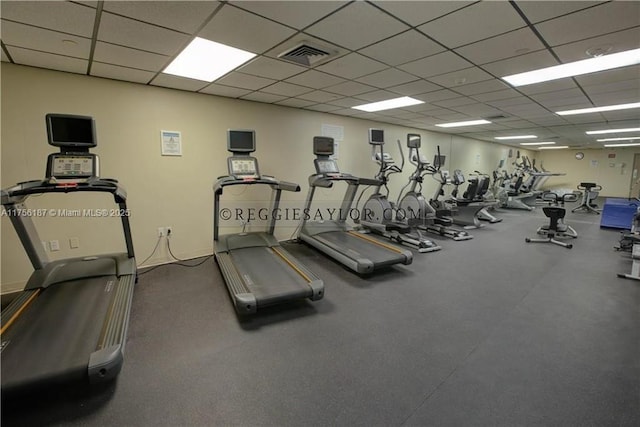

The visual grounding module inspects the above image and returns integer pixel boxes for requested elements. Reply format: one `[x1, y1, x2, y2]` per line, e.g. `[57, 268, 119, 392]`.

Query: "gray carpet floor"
[2, 204, 639, 426]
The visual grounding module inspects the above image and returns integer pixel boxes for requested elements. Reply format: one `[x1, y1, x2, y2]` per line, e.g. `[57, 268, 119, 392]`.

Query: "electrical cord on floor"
[137, 232, 212, 276]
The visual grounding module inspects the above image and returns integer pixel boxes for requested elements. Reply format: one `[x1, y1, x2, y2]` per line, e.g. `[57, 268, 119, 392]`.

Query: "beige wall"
[0, 63, 589, 292]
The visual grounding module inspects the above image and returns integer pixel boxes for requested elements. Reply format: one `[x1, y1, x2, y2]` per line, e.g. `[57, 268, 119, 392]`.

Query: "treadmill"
[298, 136, 413, 274]
[1, 114, 137, 397]
[213, 130, 324, 315]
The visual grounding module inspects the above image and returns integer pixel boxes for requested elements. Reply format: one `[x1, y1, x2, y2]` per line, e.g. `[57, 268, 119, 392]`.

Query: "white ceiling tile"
[199, 84, 252, 98]
[93, 42, 168, 72]
[488, 97, 536, 108]
[515, 1, 603, 24]
[262, 81, 314, 97]
[537, 96, 593, 110]
[327, 97, 366, 108]
[535, 2, 640, 46]
[355, 90, 401, 102]
[427, 67, 494, 88]
[388, 80, 441, 96]
[432, 112, 470, 121]
[590, 90, 640, 106]
[9, 47, 87, 74]
[355, 68, 417, 88]
[284, 70, 346, 89]
[452, 103, 504, 117]
[414, 89, 459, 102]
[1, 1, 96, 37]
[574, 65, 640, 87]
[582, 79, 640, 98]
[239, 57, 307, 80]
[241, 92, 287, 103]
[90, 62, 155, 84]
[297, 90, 343, 103]
[530, 88, 587, 103]
[432, 96, 477, 108]
[103, 1, 219, 33]
[517, 79, 579, 96]
[98, 12, 189, 56]
[552, 27, 640, 63]
[198, 5, 296, 54]
[418, 2, 526, 49]
[150, 73, 208, 91]
[275, 98, 317, 108]
[230, 1, 347, 29]
[482, 50, 558, 77]
[317, 53, 387, 79]
[1, 21, 91, 59]
[305, 104, 343, 112]
[325, 80, 377, 96]
[455, 79, 512, 96]
[372, 1, 473, 27]
[455, 28, 545, 65]
[398, 51, 472, 79]
[215, 72, 276, 90]
[305, 2, 409, 50]
[472, 89, 522, 102]
[359, 30, 445, 66]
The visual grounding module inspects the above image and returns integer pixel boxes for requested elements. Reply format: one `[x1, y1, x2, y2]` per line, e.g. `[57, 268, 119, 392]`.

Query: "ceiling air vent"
[485, 114, 509, 120]
[278, 42, 333, 67]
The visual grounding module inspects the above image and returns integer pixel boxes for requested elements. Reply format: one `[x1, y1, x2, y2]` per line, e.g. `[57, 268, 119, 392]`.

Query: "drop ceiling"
[1, 0, 639, 149]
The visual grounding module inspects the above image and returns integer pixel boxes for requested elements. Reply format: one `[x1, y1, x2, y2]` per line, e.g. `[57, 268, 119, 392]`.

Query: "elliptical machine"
[396, 134, 472, 241]
[358, 129, 441, 253]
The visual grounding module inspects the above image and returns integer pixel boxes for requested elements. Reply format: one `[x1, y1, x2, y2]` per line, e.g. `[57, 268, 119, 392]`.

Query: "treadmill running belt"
[316, 231, 407, 264]
[1, 276, 116, 393]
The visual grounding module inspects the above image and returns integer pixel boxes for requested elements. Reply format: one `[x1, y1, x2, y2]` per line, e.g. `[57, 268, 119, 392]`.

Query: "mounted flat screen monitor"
[407, 134, 421, 149]
[369, 128, 384, 145]
[313, 136, 334, 156]
[46, 114, 97, 148]
[433, 154, 446, 168]
[228, 130, 255, 153]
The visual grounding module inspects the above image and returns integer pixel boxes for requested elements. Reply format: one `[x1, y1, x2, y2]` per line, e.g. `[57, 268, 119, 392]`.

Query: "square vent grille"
[278, 42, 334, 67]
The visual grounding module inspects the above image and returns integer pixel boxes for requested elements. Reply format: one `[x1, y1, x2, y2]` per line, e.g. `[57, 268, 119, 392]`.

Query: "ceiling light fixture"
[352, 96, 424, 112]
[435, 119, 491, 128]
[556, 102, 640, 116]
[163, 37, 256, 82]
[538, 146, 569, 150]
[519, 141, 556, 146]
[586, 127, 640, 135]
[502, 47, 640, 87]
[494, 135, 537, 140]
[604, 143, 640, 147]
[596, 136, 640, 142]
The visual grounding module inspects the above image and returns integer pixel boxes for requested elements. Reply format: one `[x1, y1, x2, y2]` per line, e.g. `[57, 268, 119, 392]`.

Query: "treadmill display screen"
[407, 134, 421, 148]
[46, 114, 97, 148]
[313, 136, 334, 156]
[228, 130, 255, 153]
[316, 159, 339, 174]
[230, 158, 258, 177]
[51, 155, 94, 178]
[369, 128, 384, 145]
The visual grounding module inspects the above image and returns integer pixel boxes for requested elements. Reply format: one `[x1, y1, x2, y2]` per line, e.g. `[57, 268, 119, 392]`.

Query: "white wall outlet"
[69, 237, 80, 249]
[158, 227, 166, 237]
[166, 226, 172, 237]
[49, 240, 60, 251]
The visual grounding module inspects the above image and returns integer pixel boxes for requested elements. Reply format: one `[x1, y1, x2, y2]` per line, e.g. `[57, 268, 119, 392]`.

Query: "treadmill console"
[47, 154, 97, 182]
[229, 157, 259, 179]
[315, 159, 339, 175]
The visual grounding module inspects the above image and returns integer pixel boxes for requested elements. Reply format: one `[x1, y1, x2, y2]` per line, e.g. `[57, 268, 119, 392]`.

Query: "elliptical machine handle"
[396, 139, 405, 173]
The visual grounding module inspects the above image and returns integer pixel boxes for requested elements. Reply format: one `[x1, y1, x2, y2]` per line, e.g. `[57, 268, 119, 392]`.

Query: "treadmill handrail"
[213, 175, 300, 195]
[308, 173, 380, 188]
[1, 178, 127, 204]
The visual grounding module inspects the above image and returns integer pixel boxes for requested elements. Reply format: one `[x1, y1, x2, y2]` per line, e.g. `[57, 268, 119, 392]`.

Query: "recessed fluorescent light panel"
[538, 146, 569, 150]
[502, 47, 640, 87]
[556, 102, 640, 116]
[586, 127, 640, 135]
[604, 143, 640, 147]
[352, 97, 424, 112]
[494, 135, 537, 140]
[596, 136, 640, 142]
[520, 141, 556, 146]
[163, 37, 256, 82]
[435, 119, 491, 128]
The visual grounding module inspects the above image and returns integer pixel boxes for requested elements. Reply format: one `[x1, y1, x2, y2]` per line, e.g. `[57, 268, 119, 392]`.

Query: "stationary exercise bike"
[395, 134, 472, 241]
[358, 129, 441, 253]
[525, 191, 578, 249]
